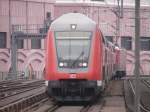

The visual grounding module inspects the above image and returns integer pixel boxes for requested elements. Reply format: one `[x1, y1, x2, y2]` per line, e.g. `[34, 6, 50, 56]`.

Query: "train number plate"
[69, 74, 77, 79]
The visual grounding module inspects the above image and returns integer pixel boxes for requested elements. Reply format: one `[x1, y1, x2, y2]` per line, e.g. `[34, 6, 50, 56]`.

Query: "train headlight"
[59, 62, 67, 67]
[97, 80, 102, 86]
[71, 24, 77, 30]
[59, 62, 64, 67]
[83, 62, 87, 67]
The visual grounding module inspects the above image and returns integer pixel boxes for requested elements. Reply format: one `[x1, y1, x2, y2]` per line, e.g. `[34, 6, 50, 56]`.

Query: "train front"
[45, 13, 103, 102]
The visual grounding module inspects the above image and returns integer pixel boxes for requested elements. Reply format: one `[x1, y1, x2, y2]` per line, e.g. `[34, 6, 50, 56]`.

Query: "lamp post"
[106, 0, 123, 44]
[134, 0, 141, 112]
[115, 0, 123, 44]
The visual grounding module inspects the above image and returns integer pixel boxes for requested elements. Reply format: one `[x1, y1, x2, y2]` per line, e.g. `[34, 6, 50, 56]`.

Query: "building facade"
[0, 0, 55, 79]
[0, 0, 150, 79]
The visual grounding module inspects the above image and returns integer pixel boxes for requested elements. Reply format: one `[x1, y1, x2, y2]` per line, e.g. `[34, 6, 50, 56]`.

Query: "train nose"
[69, 82, 77, 86]
[67, 81, 80, 90]
[67, 82, 80, 94]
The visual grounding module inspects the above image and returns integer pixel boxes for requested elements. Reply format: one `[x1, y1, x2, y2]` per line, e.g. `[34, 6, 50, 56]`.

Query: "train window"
[17, 39, 24, 49]
[0, 32, 6, 48]
[55, 32, 91, 40]
[121, 36, 132, 50]
[140, 37, 150, 51]
[31, 39, 41, 49]
[55, 32, 91, 69]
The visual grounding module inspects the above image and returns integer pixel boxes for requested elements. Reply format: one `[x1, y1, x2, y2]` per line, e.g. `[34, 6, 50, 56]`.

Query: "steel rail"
[80, 97, 104, 112]
[0, 87, 46, 112]
[123, 76, 150, 80]
[80, 105, 91, 112]
[140, 103, 150, 112]
[128, 80, 150, 112]
[22, 97, 49, 112]
[0, 80, 45, 100]
[0, 85, 44, 100]
[0, 82, 44, 92]
[128, 80, 135, 95]
[0, 80, 44, 91]
[46, 104, 60, 112]
[141, 80, 150, 89]
[0, 80, 24, 87]
[0, 82, 43, 92]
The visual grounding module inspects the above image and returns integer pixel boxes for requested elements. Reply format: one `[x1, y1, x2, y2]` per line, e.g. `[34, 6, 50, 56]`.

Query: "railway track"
[45, 104, 98, 112]
[35, 91, 105, 112]
[0, 80, 44, 99]
[140, 79, 150, 112]
[0, 87, 47, 112]
[0, 80, 126, 112]
[80, 104, 92, 112]
[140, 102, 150, 112]
[0, 80, 23, 86]
[126, 79, 150, 112]
[34, 80, 125, 112]
[0, 80, 44, 92]
[0, 80, 47, 112]
[80, 99, 104, 112]
[32, 93, 104, 112]
[46, 104, 61, 112]
[141, 79, 150, 90]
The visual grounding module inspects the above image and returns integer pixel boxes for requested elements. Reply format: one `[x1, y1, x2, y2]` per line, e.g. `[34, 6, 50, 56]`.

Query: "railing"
[12, 24, 49, 34]
[0, 72, 9, 81]
[0, 71, 44, 81]
[127, 70, 150, 76]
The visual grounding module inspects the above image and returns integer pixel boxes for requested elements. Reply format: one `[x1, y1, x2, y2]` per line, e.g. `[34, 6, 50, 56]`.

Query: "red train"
[45, 13, 126, 102]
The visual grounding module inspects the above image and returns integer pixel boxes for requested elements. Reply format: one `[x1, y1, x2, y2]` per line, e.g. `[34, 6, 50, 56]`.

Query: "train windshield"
[55, 32, 92, 70]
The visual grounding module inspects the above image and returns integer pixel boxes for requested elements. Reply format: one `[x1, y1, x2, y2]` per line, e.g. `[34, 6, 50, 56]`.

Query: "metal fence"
[0, 71, 44, 81]
[127, 70, 150, 76]
[12, 24, 49, 34]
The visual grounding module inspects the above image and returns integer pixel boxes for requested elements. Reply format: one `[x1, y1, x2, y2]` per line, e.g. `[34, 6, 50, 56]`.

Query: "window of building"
[0, 32, 7, 48]
[121, 36, 132, 50]
[17, 40, 24, 49]
[46, 12, 51, 19]
[140, 37, 150, 51]
[31, 39, 41, 49]
[105, 36, 113, 43]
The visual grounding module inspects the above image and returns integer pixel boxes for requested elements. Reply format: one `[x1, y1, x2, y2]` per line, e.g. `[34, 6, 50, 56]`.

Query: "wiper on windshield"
[71, 51, 84, 68]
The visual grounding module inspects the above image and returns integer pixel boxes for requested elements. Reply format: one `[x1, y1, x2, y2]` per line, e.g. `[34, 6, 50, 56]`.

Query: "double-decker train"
[45, 13, 126, 102]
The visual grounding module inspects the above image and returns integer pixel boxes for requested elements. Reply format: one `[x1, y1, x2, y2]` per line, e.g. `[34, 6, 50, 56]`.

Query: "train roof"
[50, 13, 96, 31]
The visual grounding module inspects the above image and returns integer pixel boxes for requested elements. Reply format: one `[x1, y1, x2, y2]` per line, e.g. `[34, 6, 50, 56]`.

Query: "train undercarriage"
[47, 79, 102, 102]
